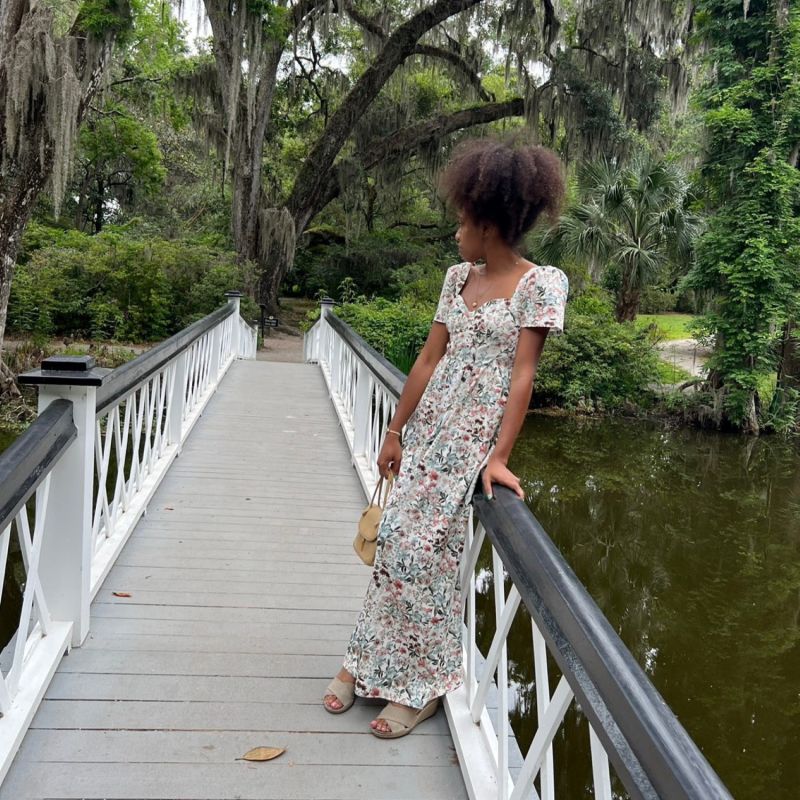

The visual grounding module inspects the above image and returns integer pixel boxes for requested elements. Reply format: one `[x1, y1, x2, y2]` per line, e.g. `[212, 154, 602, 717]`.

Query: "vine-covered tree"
[0, 0, 133, 386]
[685, 0, 800, 434]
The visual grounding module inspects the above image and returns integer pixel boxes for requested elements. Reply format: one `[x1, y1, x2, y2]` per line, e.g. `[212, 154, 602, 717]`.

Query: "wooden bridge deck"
[1, 361, 468, 799]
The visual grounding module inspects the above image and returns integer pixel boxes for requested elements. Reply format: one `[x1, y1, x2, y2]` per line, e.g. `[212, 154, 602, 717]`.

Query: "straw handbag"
[354, 472, 395, 566]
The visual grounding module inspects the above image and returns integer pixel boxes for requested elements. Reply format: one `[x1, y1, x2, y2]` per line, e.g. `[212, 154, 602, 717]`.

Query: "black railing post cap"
[42, 355, 96, 372]
[19, 355, 110, 387]
[225, 290, 243, 298]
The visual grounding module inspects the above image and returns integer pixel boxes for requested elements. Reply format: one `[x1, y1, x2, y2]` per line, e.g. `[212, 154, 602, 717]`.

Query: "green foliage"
[331, 283, 660, 411]
[292, 226, 453, 301]
[532, 288, 662, 410]
[685, 2, 800, 431]
[334, 298, 436, 375]
[74, 103, 166, 230]
[638, 287, 679, 314]
[8, 223, 257, 341]
[76, 0, 134, 41]
[656, 360, 693, 384]
[536, 152, 702, 321]
[635, 313, 695, 340]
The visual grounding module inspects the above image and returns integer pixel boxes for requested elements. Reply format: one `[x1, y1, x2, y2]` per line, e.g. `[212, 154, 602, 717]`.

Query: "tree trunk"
[777, 319, 800, 392]
[94, 178, 105, 233]
[204, 3, 282, 268]
[250, 0, 484, 311]
[615, 288, 640, 322]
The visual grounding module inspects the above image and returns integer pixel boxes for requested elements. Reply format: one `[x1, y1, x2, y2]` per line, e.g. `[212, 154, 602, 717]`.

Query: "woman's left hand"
[481, 456, 525, 501]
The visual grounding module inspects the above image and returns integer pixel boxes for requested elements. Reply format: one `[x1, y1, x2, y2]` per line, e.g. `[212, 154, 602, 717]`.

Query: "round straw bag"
[354, 472, 394, 566]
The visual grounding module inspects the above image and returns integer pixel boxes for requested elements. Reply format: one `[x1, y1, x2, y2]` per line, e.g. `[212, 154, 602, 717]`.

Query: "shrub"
[533, 288, 662, 410]
[335, 298, 435, 374]
[8, 224, 258, 341]
[326, 283, 661, 411]
[639, 286, 679, 314]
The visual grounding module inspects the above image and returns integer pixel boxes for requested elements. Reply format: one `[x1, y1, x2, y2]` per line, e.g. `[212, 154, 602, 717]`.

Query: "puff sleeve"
[433, 263, 463, 324]
[516, 265, 569, 333]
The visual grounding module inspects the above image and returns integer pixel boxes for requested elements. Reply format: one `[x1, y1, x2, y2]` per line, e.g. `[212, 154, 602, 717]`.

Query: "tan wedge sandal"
[371, 697, 440, 738]
[323, 677, 356, 714]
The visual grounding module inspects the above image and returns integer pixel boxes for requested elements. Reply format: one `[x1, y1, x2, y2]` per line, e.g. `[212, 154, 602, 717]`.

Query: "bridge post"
[320, 297, 336, 385]
[168, 351, 188, 449]
[352, 361, 371, 458]
[209, 320, 222, 384]
[18, 356, 108, 647]
[225, 291, 242, 357]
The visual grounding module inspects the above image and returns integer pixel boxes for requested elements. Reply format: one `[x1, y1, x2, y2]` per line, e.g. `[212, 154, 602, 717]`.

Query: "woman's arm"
[376, 321, 450, 478]
[481, 325, 549, 500]
[388, 322, 449, 430]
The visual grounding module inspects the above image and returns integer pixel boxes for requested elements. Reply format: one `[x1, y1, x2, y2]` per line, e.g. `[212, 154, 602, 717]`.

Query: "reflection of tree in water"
[474, 415, 800, 799]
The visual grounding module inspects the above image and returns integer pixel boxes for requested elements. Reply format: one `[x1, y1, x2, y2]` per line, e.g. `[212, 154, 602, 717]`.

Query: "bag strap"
[380, 471, 394, 505]
[369, 475, 384, 505]
[369, 471, 395, 507]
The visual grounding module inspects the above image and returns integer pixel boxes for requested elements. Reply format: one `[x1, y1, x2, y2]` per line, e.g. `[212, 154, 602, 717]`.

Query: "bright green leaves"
[75, 0, 133, 41]
[688, 0, 800, 431]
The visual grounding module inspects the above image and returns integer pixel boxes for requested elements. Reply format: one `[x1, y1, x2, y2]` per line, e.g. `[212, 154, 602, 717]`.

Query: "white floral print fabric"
[343, 261, 569, 709]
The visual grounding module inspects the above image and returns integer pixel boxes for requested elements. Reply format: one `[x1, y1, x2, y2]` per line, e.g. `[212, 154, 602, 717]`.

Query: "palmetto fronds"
[537, 151, 702, 320]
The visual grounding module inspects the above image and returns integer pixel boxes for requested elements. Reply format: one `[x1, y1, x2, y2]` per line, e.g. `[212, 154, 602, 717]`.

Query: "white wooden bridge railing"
[304, 298, 732, 800]
[0, 292, 256, 784]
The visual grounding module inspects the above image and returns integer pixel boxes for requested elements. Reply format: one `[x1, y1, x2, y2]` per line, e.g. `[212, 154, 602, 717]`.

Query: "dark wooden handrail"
[0, 400, 76, 532]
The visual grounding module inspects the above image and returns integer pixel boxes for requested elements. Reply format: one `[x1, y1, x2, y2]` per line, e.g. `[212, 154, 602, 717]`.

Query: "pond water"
[0, 427, 17, 456]
[475, 415, 800, 799]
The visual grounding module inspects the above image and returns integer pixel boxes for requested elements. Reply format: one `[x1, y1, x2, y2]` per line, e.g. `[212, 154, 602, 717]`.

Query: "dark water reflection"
[0, 427, 17, 456]
[477, 415, 800, 799]
[0, 427, 25, 651]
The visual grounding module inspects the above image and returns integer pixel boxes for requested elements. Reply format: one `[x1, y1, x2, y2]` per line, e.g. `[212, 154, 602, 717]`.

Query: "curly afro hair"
[437, 136, 565, 247]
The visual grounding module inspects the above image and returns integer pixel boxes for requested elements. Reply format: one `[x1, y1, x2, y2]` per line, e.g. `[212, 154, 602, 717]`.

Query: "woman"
[322, 136, 569, 738]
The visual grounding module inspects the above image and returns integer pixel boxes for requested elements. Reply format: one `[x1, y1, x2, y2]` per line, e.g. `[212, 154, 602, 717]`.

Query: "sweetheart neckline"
[456, 263, 537, 315]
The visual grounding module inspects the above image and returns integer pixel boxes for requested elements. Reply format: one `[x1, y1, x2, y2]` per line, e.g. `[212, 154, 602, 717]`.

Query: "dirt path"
[256, 329, 304, 363]
[656, 338, 711, 377]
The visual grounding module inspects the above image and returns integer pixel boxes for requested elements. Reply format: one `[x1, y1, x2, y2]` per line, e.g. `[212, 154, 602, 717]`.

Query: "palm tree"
[537, 153, 701, 322]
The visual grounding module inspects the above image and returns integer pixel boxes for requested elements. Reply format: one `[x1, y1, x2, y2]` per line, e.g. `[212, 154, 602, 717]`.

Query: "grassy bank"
[635, 313, 697, 340]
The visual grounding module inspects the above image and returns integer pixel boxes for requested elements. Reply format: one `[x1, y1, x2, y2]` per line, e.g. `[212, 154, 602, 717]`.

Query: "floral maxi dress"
[342, 261, 569, 709]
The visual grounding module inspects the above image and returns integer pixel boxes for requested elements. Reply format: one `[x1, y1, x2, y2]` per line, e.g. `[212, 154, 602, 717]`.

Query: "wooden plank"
[106, 563, 369, 585]
[121, 526, 363, 552]
[116, 554, 369, 573]
[80, 633, 350, 657]
[14, 728, 458, 767]
[85, 615, 355, 641]
[89, 603, 359, 626]
[54, 649, 349, 678]
[44, 674, 359, 705]
[90, 590, 365, 610]
[0, 761, 466, 800]
[29, 699, 452, 736]
[104, 564, 369, 593]
[98, 574, 367, 596]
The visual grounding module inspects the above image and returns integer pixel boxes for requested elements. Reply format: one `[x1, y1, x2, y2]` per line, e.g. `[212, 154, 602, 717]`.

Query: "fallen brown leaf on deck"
[236, 746, 286, 762]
